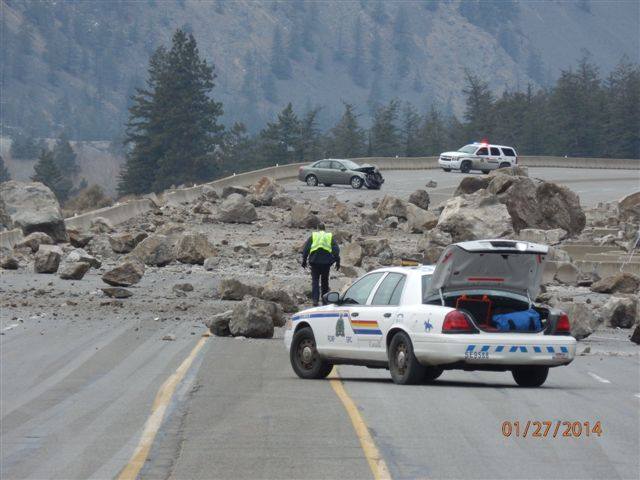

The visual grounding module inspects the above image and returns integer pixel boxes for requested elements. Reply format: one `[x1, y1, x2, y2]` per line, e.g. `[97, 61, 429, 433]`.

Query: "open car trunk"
[424, 240, 555, 333]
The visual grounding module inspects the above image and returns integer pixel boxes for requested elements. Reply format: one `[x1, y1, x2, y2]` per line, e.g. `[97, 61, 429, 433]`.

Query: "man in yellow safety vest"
[301, 223, 341, 306]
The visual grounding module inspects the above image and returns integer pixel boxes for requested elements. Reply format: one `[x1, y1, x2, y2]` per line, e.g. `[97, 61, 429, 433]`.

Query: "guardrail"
[1, 156, 637, 249]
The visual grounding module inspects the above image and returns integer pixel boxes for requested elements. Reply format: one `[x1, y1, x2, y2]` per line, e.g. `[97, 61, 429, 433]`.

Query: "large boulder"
[205, 310, 234, 336]
[219, 278, 262, 300]
[229, 296, 284, 338]
[34, 245, 63, 273]
[408, 190, 430, 210]
[174, 232, 217, 264]
[436, 191, 514, 242]
[0, 181, 68, 242]
[67, 229, 93, 248]
[64, 248, 101, 268]
[377, 195, 409, 219]
[221, 185, 251, 198]
[289, 203, 321, 229]
[130, 234, 176, 266]
[406, 204, 438, 233]
[271, 194, 297, 210]
[108, 231, 148, 253]
[488, 165, 529, 177]
[556, 301, 601, 340]
[260, 284, 297, 313]
[361, 238, 391, 257]
[517, 228, 567, 246]
[454, 177, 490, 196]
[618, 191, 640, 223]
[250, 176, 285, 206]
[417, 229, 453, 264]
[341, 242, 364, 267]
[598, 296, 638, 328]
[15, 232, 53, 253]
[102, 258, 145, 286]
[591, 273, 640, 294]
[217, 194, 258, 224]
[59, 261, 91, 280]
[554, 262, 580, 285]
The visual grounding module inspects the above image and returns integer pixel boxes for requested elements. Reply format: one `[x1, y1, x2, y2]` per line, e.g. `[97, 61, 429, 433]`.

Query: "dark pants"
[310, 264, 331, 306]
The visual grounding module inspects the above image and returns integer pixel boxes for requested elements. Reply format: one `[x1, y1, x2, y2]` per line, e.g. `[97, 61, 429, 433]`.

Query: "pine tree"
[31, 149, 72, 201]
[10, 132, 40, 159]
[370, 100, 401, 156]
[604, 59, 640, 158]
[52, 133, 79, 177]
[462, 71, 495, 140]
[118, 29, 224, 194]
[299, 108, 323, 162]
[271, 26, 292, 80]
[419, 106, 448, 155]
[260, 103, 301, 166]
[0, 155, 11, 182]
[401, 103, 422, 156]
[329, 103, 366, 158]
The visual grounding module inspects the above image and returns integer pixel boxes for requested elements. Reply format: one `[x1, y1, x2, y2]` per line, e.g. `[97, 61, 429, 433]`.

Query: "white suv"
[439, 143, 519, 174]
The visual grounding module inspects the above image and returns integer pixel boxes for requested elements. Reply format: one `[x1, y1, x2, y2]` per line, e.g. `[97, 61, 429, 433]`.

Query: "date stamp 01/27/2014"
[501, 420, 603, 438]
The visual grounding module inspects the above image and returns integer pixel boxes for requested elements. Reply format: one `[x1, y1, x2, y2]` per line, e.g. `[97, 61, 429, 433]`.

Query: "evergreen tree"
[604, 59, 640, 158]
[31, 149, 72, 201]
[401, 103, 422, 156]
[370, 100, 401, 156]
[52, 133, 79, 177]
[261, 69, 278, 103]
[0, 155, 11, 182]
[462, 71, 495, 140]
[10, 132, 40, 159]
[271, 26, 292, 80]
[260, 103, 301, 166]
[118, 29, 224, 194]
[419, 106, 448, 155]
[299, 108, 323, 162]
[328, 103, 366, 158]
[349, 18, 367, 88]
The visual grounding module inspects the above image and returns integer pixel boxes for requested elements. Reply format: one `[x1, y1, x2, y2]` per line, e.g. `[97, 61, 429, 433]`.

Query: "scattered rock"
[261, 284, 297, 313]
[65, 248, 101, 268]
[289, 203, 321, 229]
[488, 165, 529, 177]
[383, 216, 399, 229]
[162, 334, 176, 341]
[217, 194, 258, 224]
[174, 232, 217, 264]
[67, 229, 93, 248]
[15, 232, 53, 253]
[250, 176, 285, 206]
[408, 189, 430, 210]
[417, 229, 452, 264]
[108, 231, 148, 253]
[102, 258, 145, 286]
[219, 278, 262, 300]
[271, 194, 297, 210]
[436, 191, 513, 242]
[332, 229, 352, 243]
[406, 204, 438, 233]
[591, 273, 640, 294]
[0, 181, 68, 242]
[339, 265, 361, 278]
[360, 221, 379, 236]
[34, 245, 63, 273]
[599, 296, 638, 328]
[425, 180, 438, 188]
[618, 191, 640, 223]
[1, 254, 19, 270]
[101, 287, 133, 298]
[59, 261, 91, 280]
[453, 176, 490, 196]
[173, 283, 194, 292]
[90, 217, 114, 233]
[517, 228, 567, 246]
[130, 234, 176, 266]
[556, 301, 600, 340]
[377, 195, 410, 219]
[199, 184, 219, 202]
[342, 242, 364, 267]
[205, 310, 234, 336]
[229, 296, 284, 338]
[221, 185, 251, 198]
[203, 256, 220, 271]
[554, 262, 580, 285]
[631, 324, 640, 345]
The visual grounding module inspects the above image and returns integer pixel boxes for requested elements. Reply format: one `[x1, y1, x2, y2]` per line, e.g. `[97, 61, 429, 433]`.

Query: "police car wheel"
[512, 366, 548, 387]
[499, 162, 511, 169]
[306, 175, 319, 187]
[442, 168, 451, 172]
[388, 332, 425, 385]
[460, 161, 471, 174]
[350, 176, 364, 189]
[481, 170, 490, 175]
[423, 367, 443, 383]
[290, 327, 333, 379]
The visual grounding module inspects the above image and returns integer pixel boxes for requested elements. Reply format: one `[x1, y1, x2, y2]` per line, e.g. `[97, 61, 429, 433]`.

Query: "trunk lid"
[425, 240, 548, 300]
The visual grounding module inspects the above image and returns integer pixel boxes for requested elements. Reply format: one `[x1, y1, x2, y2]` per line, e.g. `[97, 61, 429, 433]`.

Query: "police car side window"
[501, 148, 516, 157]
[490, 147, 500, 156]
[371, 273, 405, 305]
[343, 273, 384, 305]
[476, 147, 488, 155]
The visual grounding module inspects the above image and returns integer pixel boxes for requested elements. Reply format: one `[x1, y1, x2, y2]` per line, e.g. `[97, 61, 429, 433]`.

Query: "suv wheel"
[350, 176, 364, 189]
[481, 169, 490, 175]
[290, 327, 333, 379]
[442, 168, 451, 172]
[512, 366, 549, 387]
[499, 162, 511, 169]
[306, 174, 318, 187]
[388, 332, 425, 385]
[460, 161, 471, 174]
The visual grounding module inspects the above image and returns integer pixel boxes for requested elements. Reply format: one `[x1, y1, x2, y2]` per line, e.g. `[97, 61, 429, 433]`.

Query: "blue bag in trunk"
[492, 309, 541, 332]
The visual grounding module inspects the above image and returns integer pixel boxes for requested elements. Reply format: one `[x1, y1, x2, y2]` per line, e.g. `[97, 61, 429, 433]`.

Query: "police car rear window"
[501, 148, 516, 156]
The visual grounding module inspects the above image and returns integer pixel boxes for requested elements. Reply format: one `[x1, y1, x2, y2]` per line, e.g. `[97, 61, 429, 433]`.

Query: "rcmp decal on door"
[350, 319, 382, 335]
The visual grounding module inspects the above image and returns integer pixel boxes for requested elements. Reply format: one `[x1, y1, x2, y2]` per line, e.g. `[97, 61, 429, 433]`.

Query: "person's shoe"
[312, 302, 319, 307]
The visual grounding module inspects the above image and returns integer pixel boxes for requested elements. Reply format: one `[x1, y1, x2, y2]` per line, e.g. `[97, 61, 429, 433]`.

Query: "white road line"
[3, 323, 20, 331]
[588, 372, 611, 384]
[634, 394, 640, 400]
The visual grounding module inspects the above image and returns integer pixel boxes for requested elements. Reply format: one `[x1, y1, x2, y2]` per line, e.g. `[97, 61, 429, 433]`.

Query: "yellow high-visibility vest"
[310, 231, 333, 254]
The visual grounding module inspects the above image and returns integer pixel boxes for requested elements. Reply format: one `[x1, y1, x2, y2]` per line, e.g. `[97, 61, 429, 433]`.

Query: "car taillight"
[555, 313, 571, 335]
[442, 311, 478, 334]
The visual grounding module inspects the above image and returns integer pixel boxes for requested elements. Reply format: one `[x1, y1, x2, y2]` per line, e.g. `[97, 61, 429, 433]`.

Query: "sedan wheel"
[290, 327, 333, 379]
[350, 176, 364, 189]
[512, 366, 548, 387]
[388, 332, 425, 385]
[306, 174, 319, 187]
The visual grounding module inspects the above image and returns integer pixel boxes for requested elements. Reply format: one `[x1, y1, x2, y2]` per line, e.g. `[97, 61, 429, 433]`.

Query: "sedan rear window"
[340, 159, 360, 170]
[501, 148, 516, 157]
[315, 160, 331, 168]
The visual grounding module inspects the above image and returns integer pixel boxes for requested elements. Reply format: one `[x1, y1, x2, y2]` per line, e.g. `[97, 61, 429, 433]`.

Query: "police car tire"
[290, 327, 333, 380]
[460, 161, 471, 173]
[423, 367, 444, 383]
[499, 162, 511, 169]
[442, 168, 451, 172]
[388, 331, 425, 385]
[512, 366, 548, 387]
[481, 170, 490, 175]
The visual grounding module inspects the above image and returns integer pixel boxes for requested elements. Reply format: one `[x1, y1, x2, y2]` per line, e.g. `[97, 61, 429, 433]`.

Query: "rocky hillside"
[2, 0, 638, 139]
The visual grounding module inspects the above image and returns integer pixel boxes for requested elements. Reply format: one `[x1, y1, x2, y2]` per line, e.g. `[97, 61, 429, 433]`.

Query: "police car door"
[474, 146, 489, 169]
[355, 272, 406, 362]
[488, 146, 502, 168]
[324, 272, 385, 359]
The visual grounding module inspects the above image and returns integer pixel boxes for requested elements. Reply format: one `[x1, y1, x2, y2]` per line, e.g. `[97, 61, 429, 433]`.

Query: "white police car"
[439, 143, 518, 174]
[285, 239, 576, 386]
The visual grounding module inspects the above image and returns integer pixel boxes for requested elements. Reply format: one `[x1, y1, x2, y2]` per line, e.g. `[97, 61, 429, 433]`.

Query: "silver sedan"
[297, 159, 384, 189]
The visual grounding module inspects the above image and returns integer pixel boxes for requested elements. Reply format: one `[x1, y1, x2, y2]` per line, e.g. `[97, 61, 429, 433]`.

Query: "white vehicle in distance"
[285, 239, 576, 387]
[439, 142, 518, 174]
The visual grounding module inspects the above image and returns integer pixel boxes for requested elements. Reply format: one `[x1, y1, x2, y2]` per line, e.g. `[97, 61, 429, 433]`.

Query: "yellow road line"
[117, 335, 209, 480]
[329, 369, 392, 480]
